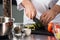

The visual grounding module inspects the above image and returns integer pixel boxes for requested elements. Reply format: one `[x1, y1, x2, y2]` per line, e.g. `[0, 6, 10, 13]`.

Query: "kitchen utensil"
[0, 17, 15, 36]
[33, 17, 43, 30]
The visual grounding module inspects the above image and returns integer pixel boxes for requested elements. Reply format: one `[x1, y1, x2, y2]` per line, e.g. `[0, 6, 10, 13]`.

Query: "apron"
[23, 0, 59, 24]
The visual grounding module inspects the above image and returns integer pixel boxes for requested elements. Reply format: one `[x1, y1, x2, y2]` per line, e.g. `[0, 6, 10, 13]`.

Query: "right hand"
[22, 0, 37, 19]
[25, 4, 36, 19]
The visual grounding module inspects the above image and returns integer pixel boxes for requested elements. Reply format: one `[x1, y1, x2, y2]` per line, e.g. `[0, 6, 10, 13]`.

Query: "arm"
[21, 0, 32, 7]
[51, 5, 60, 14]
[47, 0, 60, 33]
[40, 1, 60, 27]
[51, 0, 60, 16]
[21, 0, 36, 19]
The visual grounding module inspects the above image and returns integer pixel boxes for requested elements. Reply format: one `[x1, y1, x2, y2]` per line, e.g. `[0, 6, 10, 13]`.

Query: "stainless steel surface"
[13, 34, 56, 40]
[0, 17, 14, 36]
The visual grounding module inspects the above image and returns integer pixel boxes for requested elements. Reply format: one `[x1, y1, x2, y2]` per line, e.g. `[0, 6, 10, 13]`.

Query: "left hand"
[40, 10, 57, 26]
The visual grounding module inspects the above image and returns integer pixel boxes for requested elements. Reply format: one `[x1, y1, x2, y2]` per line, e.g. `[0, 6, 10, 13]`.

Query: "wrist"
[52, 5, 60, 14]
[22, 0, 31, 7]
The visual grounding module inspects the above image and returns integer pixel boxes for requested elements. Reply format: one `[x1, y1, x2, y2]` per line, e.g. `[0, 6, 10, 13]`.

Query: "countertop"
[12, 34, 56, 40]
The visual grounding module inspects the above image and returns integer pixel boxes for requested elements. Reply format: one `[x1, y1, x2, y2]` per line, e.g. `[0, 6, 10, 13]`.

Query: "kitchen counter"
[13, 34, 56, 40]
[0, 33, 56, 40]
[0, 25, 55, 40]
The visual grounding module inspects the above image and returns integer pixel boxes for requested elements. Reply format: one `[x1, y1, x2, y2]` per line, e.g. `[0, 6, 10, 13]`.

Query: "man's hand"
[40, 5, 60, 26]
[25, 4, 36, 19]
[40, 10, 57, 26]
[22, 0, 36, 19]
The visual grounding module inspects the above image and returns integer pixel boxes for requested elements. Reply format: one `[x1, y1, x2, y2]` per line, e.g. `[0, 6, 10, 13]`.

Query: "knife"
[33, 17, 44, 30]
[33, 17, 41, 23]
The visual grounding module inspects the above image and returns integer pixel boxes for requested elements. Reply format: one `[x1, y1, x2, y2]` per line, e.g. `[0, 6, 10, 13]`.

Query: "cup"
[12, 23, 23, 35]
[23, 28, 31, 36]
[12, 23, 24, 40]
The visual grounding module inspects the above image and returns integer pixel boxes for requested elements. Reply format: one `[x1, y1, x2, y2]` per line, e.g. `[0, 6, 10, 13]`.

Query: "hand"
[22, 0, 36, 19]
[40, 10, 58, 26]
[25, 4, 36, 19]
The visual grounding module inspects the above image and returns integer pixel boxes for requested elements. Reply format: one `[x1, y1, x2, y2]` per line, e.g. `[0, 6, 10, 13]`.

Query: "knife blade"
[33, 17, 40, 23]
[33, 17, 43, 27]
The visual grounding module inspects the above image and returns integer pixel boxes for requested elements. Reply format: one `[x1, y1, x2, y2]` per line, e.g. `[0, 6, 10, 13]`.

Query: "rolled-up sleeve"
[16, 0, 24, 11]
[56, 0, 60, 6]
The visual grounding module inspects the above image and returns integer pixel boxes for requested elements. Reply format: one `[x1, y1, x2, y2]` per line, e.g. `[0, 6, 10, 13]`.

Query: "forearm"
[21, 0, 34, 8]
[51, 5, 60, 14]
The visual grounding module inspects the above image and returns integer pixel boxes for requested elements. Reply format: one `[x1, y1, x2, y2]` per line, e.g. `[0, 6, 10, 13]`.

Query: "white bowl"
[23, 28, 31, 36]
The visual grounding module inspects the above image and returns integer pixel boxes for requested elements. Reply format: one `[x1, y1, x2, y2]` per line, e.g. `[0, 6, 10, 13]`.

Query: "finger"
[29, 11, 33, 19]
[25, 9, 31, 19]
[44, 14, 49, 25]
[32, 13, 34, 19]
[40, 17, 46, 26]
[25, 9, 29, 17]
[44, 16, 51, 26]
[32, 12, 36, 19]
[40, 13, 46, 21]
[40, 13, 47, 24]
[26, 12, 29, 18]
[40, 13, 46, 18]
[29, 12, 31, 19]
[46, 16, 53, 24]
[41, 13, 48, 26]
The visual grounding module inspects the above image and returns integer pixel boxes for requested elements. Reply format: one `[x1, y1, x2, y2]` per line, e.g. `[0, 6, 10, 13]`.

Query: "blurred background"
[0, 0, 23, 23]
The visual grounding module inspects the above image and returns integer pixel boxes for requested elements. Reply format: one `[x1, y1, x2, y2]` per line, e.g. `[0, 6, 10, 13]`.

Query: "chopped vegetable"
[48, 22, 53, 33]
[24, 24, 35, 30]
[24, 22, 43, 30]
[56, 33, 60, 40]
[55, 24, 60, 28]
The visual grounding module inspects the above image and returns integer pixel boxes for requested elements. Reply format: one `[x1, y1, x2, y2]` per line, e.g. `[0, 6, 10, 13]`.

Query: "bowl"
[23, 28, 31, 36]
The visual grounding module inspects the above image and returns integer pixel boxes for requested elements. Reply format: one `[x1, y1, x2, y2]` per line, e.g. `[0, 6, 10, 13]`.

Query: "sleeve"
[56, 0, 60, 6]
[16, 0, 24, 11]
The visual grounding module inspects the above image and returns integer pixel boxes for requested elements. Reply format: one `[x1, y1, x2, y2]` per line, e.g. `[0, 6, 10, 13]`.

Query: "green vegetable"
[24, 24, 35, 30]
[24, 22, 43, 30]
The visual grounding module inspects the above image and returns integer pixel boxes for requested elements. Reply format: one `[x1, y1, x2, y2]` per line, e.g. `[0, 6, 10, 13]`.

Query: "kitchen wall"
[0, 4, 3, 16]
[0, 4, 24, 23]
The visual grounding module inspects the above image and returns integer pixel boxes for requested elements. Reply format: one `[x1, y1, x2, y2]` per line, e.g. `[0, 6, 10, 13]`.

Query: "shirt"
[16, 0, 60, 10]
[16, 0, 60, 24]
[56, 0, 60, 6]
